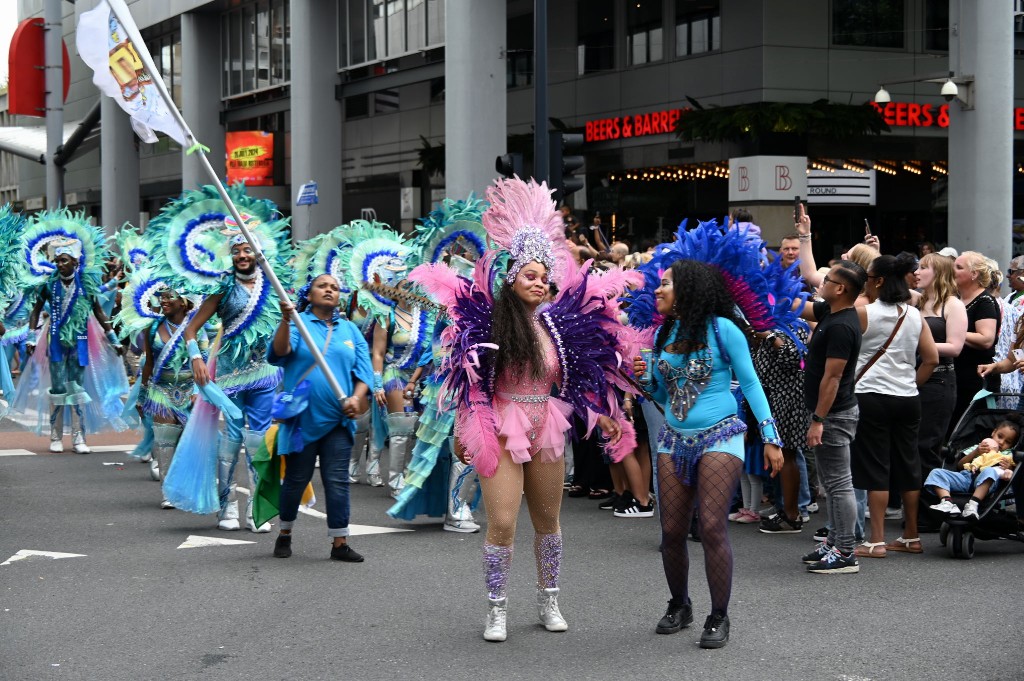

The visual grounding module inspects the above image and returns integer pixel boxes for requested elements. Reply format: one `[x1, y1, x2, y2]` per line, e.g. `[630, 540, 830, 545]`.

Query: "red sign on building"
[585, 109, 683, 143]
[871, 101, 1024, 131]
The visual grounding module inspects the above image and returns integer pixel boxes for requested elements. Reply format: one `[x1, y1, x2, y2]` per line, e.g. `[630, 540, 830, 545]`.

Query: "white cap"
[937, 246, 958, 258]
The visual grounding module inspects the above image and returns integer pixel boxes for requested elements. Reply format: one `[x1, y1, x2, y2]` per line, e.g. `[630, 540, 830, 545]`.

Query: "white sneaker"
[160, 499, 175, 509]
[49, 440, 64, 453]
[806, 502, 820, 513]
[444, 517, 481, 533]
[149, 459, 161, 481]
[961, 499, 980, 520]
[139, 453, 153, 463]
[368, 473, 384, 487]
[537, 588, 568, 632]
[929, 498, 961, 515]
[247, 517, 272, 533]
[218, 500, 241, 531]
[483, 598, 508, 642]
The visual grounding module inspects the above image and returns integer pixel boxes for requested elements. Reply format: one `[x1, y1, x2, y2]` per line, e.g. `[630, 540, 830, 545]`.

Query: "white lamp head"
[874, 86, 891, 104]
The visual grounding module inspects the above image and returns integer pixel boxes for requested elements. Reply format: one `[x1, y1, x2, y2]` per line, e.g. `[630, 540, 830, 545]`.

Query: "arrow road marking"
[2, 550, 87, 566]
[177, 535, 257, 549]
[234, 487, 413, 535]
[0, 449, 36, 457]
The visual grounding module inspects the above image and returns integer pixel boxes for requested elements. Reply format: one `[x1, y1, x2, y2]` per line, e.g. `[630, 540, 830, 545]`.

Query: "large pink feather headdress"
[483, 176, 570, 286]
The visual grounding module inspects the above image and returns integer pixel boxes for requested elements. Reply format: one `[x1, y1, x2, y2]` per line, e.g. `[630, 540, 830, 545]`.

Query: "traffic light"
[549, 131, 584, 201]
[495, 152, 524, 179]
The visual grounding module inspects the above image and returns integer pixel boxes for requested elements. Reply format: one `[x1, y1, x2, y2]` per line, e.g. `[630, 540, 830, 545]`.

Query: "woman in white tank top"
[850, 253, 939, 558]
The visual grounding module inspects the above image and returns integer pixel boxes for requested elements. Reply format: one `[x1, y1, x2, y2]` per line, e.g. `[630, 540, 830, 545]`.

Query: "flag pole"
[103, 0, 349, 403]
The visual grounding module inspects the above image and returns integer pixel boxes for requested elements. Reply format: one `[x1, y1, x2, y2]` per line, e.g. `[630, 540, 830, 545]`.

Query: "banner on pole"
[226, 131, 275, 186]
[76, 0, 186, 145]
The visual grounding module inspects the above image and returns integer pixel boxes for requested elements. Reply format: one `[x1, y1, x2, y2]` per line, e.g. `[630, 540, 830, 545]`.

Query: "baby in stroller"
[926, 419, 1019, 520]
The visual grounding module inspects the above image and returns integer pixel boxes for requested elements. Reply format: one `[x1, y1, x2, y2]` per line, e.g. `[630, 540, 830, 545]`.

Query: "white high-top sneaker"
[218, 500, 240, 531]
[444, 501, 481, 533]
[149, 457, 161, 481]
[483, 597, 508, 642]
[537, 588, 568, 632]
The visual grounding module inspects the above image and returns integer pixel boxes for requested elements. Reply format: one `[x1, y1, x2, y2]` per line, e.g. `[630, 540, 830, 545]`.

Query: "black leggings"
[659, 450, 742, 616]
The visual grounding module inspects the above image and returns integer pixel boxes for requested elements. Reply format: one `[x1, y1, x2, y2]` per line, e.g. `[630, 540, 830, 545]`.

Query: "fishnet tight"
[658, 450, 742, 616]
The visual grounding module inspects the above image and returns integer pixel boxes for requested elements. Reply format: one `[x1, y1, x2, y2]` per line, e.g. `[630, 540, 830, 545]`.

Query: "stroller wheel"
[948, 527, 963, 559]
[938, 522, 949, 547]
[962, 530, 975, 559]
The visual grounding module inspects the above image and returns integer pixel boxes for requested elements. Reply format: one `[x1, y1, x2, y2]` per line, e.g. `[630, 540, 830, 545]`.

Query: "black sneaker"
[759, 511, 803, 534]
[699, 612, 730, 649]
[655, 599, 693, 634]
[330, 543, 364, 562]
[801, 542, 831, 564]
[806, 546, 859, 574]
[614, 495, 655, 518]
[598, 492, 622, 511]
[273, 534, 292, 558]
[812, 526, 830, 542]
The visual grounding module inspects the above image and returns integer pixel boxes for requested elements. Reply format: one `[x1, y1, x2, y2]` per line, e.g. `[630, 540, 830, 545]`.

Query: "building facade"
[11, 0, 1024, 257]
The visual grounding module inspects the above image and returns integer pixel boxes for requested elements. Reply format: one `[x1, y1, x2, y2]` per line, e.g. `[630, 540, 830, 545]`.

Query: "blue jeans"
[814, 406, 859, 553]
[925, 467, 1004, 497]
[224, 384, 275, 442]
[279, 425, 354, 538]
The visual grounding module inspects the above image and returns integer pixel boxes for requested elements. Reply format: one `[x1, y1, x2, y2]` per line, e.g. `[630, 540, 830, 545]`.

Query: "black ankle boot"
[330, 543, 364, 562]
[656, 598, 693, 634]
[699, 612, 730, 649]
[273, 534, 292, 558]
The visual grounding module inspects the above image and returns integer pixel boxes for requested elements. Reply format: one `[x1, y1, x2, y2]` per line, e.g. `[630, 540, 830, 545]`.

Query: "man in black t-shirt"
[799, 260, 866, 575]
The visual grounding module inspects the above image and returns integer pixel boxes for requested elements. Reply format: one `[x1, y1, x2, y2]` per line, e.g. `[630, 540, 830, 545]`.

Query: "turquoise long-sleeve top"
[650, 317, 775, 435]
[267, 310, 374, 450]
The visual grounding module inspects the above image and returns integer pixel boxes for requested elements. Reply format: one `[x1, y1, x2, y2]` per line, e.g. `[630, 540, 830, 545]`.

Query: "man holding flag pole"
[77, 0, 356, 529]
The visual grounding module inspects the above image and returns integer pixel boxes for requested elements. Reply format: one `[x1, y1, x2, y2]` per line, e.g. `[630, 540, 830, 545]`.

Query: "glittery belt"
[498, 392, 549, 404]
[657, 416, 747, 485]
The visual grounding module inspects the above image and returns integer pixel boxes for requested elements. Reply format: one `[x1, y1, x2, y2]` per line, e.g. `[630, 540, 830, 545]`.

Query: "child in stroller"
[926, 419, 1019, 520]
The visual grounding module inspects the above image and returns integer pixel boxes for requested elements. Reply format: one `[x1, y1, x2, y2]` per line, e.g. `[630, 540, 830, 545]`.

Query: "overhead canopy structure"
[0, 100, 101, 165]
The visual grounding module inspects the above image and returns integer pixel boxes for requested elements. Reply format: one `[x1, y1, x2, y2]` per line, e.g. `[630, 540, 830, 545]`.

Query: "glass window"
[832, 0, 905, 49]
[350, 0, 367, 64]
[387, 0, 406, 57]
[506, 13, 532, 88]
[282, 0, 290, 81]
[924, 0, 948, 51]
[256, 1, 270, 89]
[230, 10, 242, 94]
[370, 0, 385, 61]
[627, 1, 663, 66]
[407, 0, 426, 51]
[427, 0, 444, 45]
[577, 0, 614, 75]
[242, 6, 256, 91]
[172, 39, 182, 104]
[675, 0, 719, 57]
[272, 0, 287, 82]
[346, 93, 370, 119]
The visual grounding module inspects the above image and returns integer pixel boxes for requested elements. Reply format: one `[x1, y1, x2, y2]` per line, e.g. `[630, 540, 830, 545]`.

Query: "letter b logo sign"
[775, 165, 792, 191]
[738, 166, 749, 192]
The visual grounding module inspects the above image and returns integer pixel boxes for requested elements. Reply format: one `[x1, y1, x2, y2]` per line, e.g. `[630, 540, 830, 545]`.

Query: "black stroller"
[920, 392, 1024, 560]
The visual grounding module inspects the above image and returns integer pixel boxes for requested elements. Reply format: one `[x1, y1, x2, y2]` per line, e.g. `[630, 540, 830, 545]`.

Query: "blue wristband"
[187, 339, 202, 360]
[106, 330, 119, 345]
[373, 372, 384, 392]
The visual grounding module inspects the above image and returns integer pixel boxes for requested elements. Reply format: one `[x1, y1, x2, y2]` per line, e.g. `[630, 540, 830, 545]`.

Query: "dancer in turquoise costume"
[147, 184, 293, 532]
[388, 196, 489, 531]
[343, 225, 431, 497]
[13, 210, 129, 452]
[116, 266, 210, 507]
[0, 205, 27, 409]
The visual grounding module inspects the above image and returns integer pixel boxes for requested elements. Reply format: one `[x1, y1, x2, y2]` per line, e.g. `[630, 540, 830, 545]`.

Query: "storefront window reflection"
[627, 1, 663, 66]
[221, 0, 291, 98]
[578, 0, 614, 75]
[675, 0, 719, 57]
[339, 0, 446, 70]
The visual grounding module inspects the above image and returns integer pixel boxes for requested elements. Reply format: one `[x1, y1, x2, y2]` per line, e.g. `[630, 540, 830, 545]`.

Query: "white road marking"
[234, 486, 412, 535]
[88, 445, 136, 453]
[177, 535, 257, 549]
[0, 449, 36, 457]
[2, 549, 87, 566]
[102, 462, 124, 466]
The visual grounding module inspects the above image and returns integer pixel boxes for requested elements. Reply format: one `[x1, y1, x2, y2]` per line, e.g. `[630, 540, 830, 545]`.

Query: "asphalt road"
[2, 437, 1022, 681]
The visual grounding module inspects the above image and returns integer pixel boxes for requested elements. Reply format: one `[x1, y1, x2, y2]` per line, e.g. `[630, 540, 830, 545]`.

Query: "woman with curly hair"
[634, 259, 783, 649]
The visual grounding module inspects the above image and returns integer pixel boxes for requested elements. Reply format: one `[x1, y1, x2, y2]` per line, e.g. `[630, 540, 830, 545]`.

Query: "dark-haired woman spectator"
[634, 260, 783, 649]
[850, 254, 938, 558]
[951, 252, 999, 434]
[914, 254, 967, 472]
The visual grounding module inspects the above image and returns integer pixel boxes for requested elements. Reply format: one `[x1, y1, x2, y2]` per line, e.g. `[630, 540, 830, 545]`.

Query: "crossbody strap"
[855, 305, 906, 383]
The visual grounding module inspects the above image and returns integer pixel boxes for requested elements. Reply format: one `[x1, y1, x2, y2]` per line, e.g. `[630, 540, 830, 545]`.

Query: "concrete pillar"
[947, 1, 1013, 264]
[100, 98, 139, 231]
[290, 0, 342, 241]
[445, 0, 506, 198]
[180, 14, 225, 193]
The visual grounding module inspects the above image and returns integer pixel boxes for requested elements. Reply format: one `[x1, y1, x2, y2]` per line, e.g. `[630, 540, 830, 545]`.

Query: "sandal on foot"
[567, 485, 588, 498]
[854, 541, 887, 558]
[886, 536, 923, 554]
[588, 488, 612, 500]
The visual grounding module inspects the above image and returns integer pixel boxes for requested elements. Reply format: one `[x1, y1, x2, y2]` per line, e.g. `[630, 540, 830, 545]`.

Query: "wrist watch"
[811, 413, 826, 424]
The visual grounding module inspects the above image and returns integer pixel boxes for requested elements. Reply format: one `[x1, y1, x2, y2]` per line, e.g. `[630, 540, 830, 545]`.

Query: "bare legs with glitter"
[478, 449, 567, 641]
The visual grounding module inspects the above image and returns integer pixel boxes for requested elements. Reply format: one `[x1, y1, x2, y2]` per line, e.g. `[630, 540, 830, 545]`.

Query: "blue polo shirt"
[267, 310, 374, 452]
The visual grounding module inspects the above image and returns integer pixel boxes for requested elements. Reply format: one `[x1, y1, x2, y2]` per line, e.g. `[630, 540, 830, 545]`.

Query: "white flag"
[76, 0, 187, 145]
